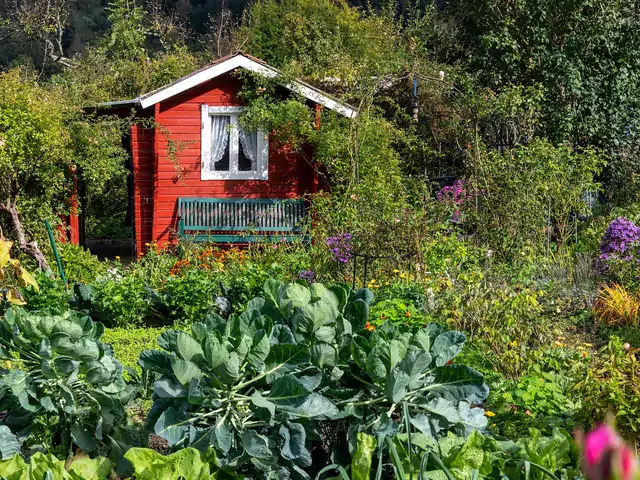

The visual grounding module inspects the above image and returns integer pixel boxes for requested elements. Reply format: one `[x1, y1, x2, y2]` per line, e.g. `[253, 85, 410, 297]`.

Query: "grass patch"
[103, 327, 166, 374]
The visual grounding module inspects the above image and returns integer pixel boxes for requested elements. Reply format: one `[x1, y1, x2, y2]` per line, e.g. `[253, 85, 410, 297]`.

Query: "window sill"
[201, 172, 269, 181]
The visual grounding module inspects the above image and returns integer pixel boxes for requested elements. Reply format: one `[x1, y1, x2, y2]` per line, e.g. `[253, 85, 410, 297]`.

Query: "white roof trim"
[137, 54, 357, 118]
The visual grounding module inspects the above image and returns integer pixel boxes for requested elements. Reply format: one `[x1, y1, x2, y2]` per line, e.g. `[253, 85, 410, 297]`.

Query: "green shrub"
[0, 308, 134, 456]
[574, 335, 640, 445]
[220, 260, 287, 311]
[140, 280, 488, 478]
[443, 276, 556, 379]
[57, 244, 108, 284]
[471, 139, 603, 259]
[372, 280, 433, 314]
[487, 372, 578, 438]
[161, 269, 220, 325]
[91, 273, 148, 327]
[126, 247, 176, 288]
[21, 273, 69, 312]
[370, 298, 426, 326]
[422, 233, 487, 278]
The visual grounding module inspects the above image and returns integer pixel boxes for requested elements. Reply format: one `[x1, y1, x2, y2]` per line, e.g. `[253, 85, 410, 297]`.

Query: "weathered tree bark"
[1, 200, 51, 272]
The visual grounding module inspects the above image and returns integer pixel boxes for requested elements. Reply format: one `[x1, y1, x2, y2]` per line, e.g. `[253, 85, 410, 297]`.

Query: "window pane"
[214, 146, 230, 171]
[238, 143, 253, 171]
[211, 115, 230, 172]
[239, 129, 258, 171]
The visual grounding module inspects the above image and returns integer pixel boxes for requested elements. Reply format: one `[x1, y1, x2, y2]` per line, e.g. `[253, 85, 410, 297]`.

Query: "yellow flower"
[393, 269, 400, 273]
[485, 411, 496, 417]
[145, 243, 150, 246]
[115, 256, 120, 260]
[554, 341, 563, 347]
[369, 279, 376, 284]
[584, 342, 593, 347]
[577, 346, 585, 351]
[581, 351, 588, 358]
[405, 311, 411, 317]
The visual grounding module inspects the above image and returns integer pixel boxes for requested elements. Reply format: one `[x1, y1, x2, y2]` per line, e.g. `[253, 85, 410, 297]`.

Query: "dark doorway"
[80, 132, 136, 264]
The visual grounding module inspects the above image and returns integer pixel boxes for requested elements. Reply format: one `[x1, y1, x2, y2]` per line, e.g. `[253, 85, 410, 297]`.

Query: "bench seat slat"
[178, 197, 307, 243]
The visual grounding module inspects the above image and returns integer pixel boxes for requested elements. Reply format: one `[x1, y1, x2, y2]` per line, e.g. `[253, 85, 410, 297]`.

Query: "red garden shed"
[88, 53, 356, 258]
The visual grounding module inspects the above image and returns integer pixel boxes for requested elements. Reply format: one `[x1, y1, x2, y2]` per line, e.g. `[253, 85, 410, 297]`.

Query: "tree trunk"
[2, 200, 51, 272]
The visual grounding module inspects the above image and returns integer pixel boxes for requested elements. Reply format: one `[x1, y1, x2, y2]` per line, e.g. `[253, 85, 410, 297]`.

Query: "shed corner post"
[152, 102, 161, 253]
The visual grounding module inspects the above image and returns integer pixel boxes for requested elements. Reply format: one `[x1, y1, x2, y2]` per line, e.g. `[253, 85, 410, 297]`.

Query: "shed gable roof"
[98, 53, 357, 118]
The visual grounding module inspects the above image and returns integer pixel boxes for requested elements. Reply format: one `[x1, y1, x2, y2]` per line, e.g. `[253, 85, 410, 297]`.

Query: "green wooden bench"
[177, 197, 308, 243]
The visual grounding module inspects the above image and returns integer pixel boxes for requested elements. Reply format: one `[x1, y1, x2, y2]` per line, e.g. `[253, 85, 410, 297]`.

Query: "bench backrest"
[178, 198, 307, 233]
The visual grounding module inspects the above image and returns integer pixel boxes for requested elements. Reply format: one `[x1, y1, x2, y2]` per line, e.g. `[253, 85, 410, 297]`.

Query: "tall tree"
[442, 0, 640, 200]
[0, 68, 127, 269]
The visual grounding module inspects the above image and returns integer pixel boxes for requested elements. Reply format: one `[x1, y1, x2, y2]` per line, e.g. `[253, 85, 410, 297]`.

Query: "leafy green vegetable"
[0, 308, 134, 456]
[395, 428, 579, 480]
[351, 433, 376, 480]
[0, 453, 112, 480]
[124, 447, 220, 480]
[142, 280, 488, 479]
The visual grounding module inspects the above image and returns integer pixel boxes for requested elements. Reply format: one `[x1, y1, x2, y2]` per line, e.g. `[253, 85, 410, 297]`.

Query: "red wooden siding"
[131, 125, 154, 256]
[150, 73, 316, 247]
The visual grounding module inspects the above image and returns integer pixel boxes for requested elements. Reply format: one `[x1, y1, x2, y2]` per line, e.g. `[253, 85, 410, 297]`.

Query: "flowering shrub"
[437, 179, 473, 204]
[326, 233, 353, 263]
[436, 179, 476, 223]
[169, 247, 246, 277]
[600, 217, 640, 262]
[599, 217, 640, 288]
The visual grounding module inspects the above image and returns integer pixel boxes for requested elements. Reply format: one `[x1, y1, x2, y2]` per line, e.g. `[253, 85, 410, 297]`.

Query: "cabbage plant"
[0, 308, 134, 457]
[142, 280, 489, 479]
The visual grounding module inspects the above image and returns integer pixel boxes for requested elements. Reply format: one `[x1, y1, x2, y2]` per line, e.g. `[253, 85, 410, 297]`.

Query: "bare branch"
[8, 0, 75, 68]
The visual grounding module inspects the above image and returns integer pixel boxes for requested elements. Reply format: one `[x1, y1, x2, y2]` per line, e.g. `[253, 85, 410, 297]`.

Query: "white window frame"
[200, 105, 269, 181]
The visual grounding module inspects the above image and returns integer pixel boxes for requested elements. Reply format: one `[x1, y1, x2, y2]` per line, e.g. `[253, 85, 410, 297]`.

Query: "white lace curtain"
[239, 129, 258, 170]
[210, 115, 230, 170]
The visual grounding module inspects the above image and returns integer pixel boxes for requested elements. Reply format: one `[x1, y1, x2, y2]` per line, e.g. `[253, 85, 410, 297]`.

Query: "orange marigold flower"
[405, 311, 411, 317]
[364, 322, 375, 332]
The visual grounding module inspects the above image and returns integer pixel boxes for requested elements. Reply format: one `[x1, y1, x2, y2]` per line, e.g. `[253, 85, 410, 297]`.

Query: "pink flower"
[618, 446, 638, 480]
[582, 425, 639, 480]
[585, 425, 620, 467]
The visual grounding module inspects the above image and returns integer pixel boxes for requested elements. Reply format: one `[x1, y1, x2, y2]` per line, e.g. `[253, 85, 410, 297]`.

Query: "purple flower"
[325, 233, 353, 263]
[298, 270, 315, 284]
[600, 217, 640, 259]
[598, 217, 640, 275]
[437, 179, 475, 205]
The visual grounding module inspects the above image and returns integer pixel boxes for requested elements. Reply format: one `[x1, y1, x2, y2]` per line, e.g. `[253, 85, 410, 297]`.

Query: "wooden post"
[313, 104, 322, 194]
[152, 103, 161, 251]
[68, 165, 80, 245]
